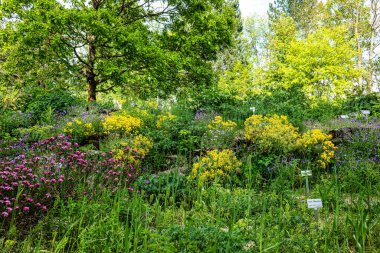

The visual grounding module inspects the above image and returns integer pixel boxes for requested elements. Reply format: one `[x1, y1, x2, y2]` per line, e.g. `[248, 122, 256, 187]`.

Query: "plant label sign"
[340, 115, 349, 119]
[361, 110, 370, 115]
[307, 199, 323, 209]
[301, 170, 312, 177]
[250, 107, 256, 114]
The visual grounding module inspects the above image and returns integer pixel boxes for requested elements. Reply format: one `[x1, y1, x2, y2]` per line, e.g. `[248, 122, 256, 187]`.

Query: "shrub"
[244, 114, 337, 169]
[244, 114, 300, 155]
[63, 117, 97, 143]
[298, 129, 336, 168]
[203, 115, 238, 149]
[113, 134, 153, 166]
[102, 113, 142, 135]
[0, 111, 34, 140]
[156, 113, 177, 128]
[190, 149, 242, 184]
[20, 88, 83, 123]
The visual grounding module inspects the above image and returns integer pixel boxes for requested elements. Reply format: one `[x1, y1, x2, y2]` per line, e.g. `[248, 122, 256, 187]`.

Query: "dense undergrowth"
[1, 89, 380, 252]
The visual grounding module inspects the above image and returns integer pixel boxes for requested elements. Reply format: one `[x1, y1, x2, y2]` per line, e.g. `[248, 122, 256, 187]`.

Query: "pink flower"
[23, 206, 30, 212]
[2, 212, 9, 217]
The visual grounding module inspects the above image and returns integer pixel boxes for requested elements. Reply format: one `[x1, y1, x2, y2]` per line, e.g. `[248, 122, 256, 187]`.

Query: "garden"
[1, 87, 380, 252]
[2, 0, 380, 252]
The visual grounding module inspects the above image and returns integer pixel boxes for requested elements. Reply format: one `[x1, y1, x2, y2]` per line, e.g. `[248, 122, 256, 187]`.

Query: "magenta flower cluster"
[0, 135, 142, 224]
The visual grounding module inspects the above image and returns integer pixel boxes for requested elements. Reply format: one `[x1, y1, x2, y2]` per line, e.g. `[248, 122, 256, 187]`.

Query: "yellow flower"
[190, 149, 241, 184]
[244, 114, 299, 154]
[103, 114, 142, 134]
[74, 118, 82, 125]
[156, 113, 176, 128]
[208, 116, 237, 130]
[298, 129, 337, 168]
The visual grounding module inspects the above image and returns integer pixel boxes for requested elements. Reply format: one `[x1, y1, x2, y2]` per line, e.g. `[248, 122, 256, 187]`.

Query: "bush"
[190, 149, 242, 185]
[202, 116, 238, 149]
[0, 111, 34, 140]
[20, 88, 83, 123]
[244, 114, 300, 155]
[244, 114, 337, 169]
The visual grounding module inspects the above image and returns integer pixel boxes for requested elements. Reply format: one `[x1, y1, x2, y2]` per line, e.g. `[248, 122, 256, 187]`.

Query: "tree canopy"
[0, 0, 240, 101]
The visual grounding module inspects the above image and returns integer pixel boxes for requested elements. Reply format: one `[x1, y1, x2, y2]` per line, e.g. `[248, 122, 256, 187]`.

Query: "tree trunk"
[355, 0, 363, 90]
[86, 35, 97, 102]
[369, 28, 375, 92]
[87, 73, 97, 102]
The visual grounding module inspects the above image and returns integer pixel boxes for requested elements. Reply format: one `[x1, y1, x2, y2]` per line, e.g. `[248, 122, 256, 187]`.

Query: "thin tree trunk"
[355, 0, 363, 90]
[369, 28, 375, 92]
[86, 36, 97, 102]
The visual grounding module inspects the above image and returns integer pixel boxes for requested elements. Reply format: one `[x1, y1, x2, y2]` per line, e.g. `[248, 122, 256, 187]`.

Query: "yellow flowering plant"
[244, 114, 337, 169]
[156, 113, 177, 129]
[298, 129, 337, 168]
[244, 114, 300, 154]
[102, 113, 142, 135]
[113, 134, 153, 166]
[204, 116, 237, 149]
[190, 149, 242, 184]
[63, 117, 96, 143]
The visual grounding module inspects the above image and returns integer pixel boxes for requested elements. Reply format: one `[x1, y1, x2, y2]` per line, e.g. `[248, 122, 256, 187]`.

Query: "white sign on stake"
[307, 199, 323, 209]
[361, 110, 370, 115]
[250, 107, 256, 114]
[340, 115, 349, 119]
[301, 170, 312, 177]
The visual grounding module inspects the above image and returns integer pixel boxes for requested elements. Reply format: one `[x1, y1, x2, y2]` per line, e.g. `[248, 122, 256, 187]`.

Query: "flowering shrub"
[63, 117, 96, 142]
[204, 116, 237, 149]
[114, 134, 153, 165]
[0, 135, 142, 225]
[244, 114, 337, 168]
[102, 113, 142, 135]
[190, 149, 241, 184]
[298, 129, 336, 168]
[207, 116, 237, 130]
[244, 115, 300, 154]
[156, 113, 177, 128]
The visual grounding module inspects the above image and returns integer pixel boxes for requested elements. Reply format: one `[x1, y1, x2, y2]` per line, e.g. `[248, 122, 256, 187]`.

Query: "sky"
[239, 0, 274, 17]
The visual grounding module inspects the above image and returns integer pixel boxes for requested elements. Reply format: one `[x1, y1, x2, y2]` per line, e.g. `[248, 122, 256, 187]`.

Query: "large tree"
[268, 0, 326, 36]
[0, 0, 240, 101]
[265, 18, 360, 102]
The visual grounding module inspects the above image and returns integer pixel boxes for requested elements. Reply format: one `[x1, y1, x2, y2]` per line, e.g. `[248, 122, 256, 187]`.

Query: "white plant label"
[301, 170, 312, 177]
[250, 107, 256, 114]
[361, 110, 370, 115]
[340, 115, 349, 119]
[307, 199, 323, 209]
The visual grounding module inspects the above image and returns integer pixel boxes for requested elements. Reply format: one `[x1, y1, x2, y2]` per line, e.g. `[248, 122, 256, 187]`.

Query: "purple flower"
[23, 206, 30, 212]
[2, 212, 9, 217]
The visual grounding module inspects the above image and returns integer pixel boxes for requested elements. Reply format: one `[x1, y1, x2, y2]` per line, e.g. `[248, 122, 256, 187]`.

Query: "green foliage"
[19, 87, 83, 123]
[0, 0, 240, 101]
[342, 93, 380, 116]
[0, 110, 34, 140]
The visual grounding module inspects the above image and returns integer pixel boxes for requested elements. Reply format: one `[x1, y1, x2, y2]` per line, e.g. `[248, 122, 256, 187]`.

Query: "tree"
[369, 0, 380, 91]
[326, 0, 370, 91]
[0, 0, 240, 101]
[266, 24, 361, 102]
[268, 0, 326, 36]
